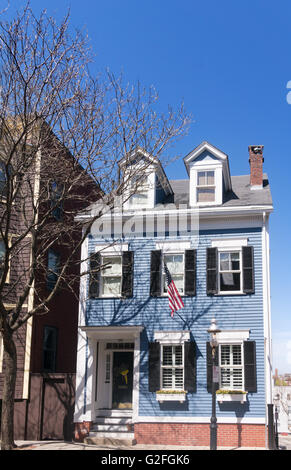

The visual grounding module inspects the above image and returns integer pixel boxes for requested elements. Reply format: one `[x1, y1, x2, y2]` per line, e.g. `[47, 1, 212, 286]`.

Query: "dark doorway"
[112, 351, 133, 409]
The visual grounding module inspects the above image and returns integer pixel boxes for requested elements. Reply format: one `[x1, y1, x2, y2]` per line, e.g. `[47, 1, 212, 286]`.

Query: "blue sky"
[4, 0, 291, 373]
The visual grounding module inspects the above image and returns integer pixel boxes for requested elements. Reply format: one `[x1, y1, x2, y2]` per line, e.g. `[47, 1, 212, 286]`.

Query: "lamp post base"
[210, 417, 218, 450]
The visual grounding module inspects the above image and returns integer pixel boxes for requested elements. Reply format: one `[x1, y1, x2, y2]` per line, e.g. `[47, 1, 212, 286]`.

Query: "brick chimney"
[248, 145, 264, 189]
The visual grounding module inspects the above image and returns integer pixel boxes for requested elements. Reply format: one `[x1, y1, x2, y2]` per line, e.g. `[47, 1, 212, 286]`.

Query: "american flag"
[164, 262, 184, 318]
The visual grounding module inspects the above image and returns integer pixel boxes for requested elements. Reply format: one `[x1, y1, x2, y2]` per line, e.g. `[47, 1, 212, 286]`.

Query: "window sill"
[216, 391, 247, 403]
[216, 291, 246, 296]
[156, 391, 186, 403]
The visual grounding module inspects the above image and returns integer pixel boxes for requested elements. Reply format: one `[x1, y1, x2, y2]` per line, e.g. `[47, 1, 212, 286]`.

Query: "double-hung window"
[219, 344, 244, 390]
[219, 250, 242, 293]
[129, 175, 149, 207]
[197, 170, 215, 203]
[162, 253, 184, 295]
[101, 255, 122, 297]
[47, 249, 60, 291]
[161, 344, 184, 390]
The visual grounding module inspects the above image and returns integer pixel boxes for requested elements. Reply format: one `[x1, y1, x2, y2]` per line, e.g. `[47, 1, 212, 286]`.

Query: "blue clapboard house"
[73, 141, 273, 448]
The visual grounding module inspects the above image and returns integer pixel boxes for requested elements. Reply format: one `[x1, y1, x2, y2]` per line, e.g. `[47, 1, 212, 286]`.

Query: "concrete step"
[85, 431, 136, 447]
[96, 409, 132, 417]
[94, 417, 132, 425]
[92, 424, 131, 432]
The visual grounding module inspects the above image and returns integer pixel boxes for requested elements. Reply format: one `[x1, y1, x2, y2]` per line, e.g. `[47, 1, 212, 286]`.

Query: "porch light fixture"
[207, 318, 221, 451]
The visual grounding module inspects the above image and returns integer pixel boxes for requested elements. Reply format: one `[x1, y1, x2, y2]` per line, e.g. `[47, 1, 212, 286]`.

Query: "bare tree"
[0, 3, 190, 449]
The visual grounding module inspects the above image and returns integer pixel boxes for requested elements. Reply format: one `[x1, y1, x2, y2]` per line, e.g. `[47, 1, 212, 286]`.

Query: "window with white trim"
[101, 255, 122, 297]
[161, 344, 184, 390]
[128, 175, 149, 207]
[219, 344, 244, 390]
[197, 170, 215, 203]
[218, 250, 242, 293]
[162, 252, 184, 295]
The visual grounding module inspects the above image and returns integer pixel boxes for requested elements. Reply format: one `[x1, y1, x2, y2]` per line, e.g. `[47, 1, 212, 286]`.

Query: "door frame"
[95, 341, 134, 412]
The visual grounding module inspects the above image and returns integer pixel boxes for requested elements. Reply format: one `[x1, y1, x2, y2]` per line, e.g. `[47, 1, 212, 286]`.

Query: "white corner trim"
[211, 238, 248, 248]
[155, 241, 190, 252]
[216, 330, 250, 344]
[154, 330, 190, 344]
[95, 243, 128, 254]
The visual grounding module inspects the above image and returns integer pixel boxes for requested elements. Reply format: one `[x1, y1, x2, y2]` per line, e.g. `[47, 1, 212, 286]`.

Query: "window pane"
[230, 252, 240, 270]
[221, 368, 231, 388]
[207, 171, 215, 185]
[220, 272, 241, 291]
[172, 275, 184, 294]
[163, 346, 173, 366]
[162, 368, 173, 388]
[197, 171, 206, 186]
[197, 188, 215, 202]
[174, 345, 183, 365]
[233, 369, 243, 389]
[232, 345, 242, 365]
[174, 368, 184, 389]
[102, 276, 121, 296]
[221, 345, 231, 365]
[219, 252, 229, 271]
[102, 256, 122, 275]
[164, 254, 183, 274]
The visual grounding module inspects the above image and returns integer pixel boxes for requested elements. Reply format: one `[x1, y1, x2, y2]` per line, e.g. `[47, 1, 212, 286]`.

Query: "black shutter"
[242, 246, 255, 294]
[89, 252, 101, 298]
[244, 340, 257, 392]
[206, 342, 219, 393]
[184, 341, 196, 392]
[207, 247, 218, 295]
[185, 250, 197, 296]
[121, 251, 134, 298]
[150, 250, 161, 297]
[148, 342, 160, 392]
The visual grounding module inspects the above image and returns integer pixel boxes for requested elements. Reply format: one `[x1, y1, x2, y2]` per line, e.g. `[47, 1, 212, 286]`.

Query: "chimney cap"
[248, 145, 264, 154]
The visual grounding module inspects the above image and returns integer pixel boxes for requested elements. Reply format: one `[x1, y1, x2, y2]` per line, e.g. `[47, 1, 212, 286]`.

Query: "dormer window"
[184, 141, 232, 208]
[129, 175, 149, 207]
[197, 170, 215, 203]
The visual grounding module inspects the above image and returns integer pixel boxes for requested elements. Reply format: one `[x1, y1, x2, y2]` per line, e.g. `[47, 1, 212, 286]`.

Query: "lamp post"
[207, 318, 221, 450]
[274, 394, 280, 450]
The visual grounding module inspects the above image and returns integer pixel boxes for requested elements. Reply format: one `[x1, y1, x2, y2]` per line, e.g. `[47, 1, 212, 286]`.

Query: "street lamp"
[207, 318, 221, 450]
[274, 393, 280, 450]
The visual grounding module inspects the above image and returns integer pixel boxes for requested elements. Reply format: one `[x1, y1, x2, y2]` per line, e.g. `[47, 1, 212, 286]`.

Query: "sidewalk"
[12, 440, 266, 451]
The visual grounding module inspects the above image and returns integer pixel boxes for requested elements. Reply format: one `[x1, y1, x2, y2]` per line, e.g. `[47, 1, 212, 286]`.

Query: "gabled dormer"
[118, 147, 173, 210]
[183, 141, 232, 207]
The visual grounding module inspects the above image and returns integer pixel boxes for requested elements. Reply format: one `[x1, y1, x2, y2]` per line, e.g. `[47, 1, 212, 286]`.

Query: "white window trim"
[219, 343, 244, 391]
[216, 330, 250, 393]
[218, 248, 243, 295]
[154, 330, 190, 344]
[123, 169, 156, 210]
[212, 238, 249, 295]
[156, 241, 190, 297]
[162, 251, 185, 296]
[160, 344, 184, 391]
[189, 161, 223, 207]
[154, 331, 190, 392]
[99, 253, 123, 298]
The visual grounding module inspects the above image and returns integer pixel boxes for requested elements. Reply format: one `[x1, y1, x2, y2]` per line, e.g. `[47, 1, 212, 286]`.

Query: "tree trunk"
[1, 330, 17, 450]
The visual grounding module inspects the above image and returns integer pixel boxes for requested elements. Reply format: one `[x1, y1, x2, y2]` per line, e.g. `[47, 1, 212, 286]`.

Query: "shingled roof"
[166, 173, 272, 208]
